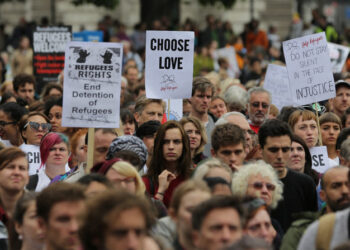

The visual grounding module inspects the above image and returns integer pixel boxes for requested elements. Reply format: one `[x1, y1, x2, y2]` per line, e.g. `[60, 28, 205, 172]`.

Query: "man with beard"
[282, 167, 350, 250]
[247, 87, 271, 134]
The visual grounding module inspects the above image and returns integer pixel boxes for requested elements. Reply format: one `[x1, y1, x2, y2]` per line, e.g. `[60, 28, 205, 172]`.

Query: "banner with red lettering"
[33, 26, 72, 91]
[145, 31, 194, 99]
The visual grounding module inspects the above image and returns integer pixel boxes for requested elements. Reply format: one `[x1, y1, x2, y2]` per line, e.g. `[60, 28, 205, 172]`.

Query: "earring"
[18, 234, 23, 240]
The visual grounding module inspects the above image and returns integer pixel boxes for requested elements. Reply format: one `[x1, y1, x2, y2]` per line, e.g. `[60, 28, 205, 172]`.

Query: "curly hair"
[231, 160, 283, 209]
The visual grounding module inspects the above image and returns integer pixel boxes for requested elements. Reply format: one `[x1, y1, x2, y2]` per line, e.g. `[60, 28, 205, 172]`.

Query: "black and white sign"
[62, 42, 122, 128]
[328, 42, 350, 73]
[310, 146, 330, 174]
[283, 32, 335, 105]
[145, 31, 194, 99]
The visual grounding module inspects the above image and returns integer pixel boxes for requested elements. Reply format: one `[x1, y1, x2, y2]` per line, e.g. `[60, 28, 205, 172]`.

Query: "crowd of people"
[0, 7, 350, 250]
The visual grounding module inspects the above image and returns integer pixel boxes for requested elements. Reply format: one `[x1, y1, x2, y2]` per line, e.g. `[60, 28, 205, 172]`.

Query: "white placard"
[263, 64, 295, 110]
[213, 47, 240, 78]
[283, 32, 335, 106]
[145, 31, 194, 99]
[62, 42, 122, 128]
[310, 146, 330, 174]
[328, 42, 350, 73]
[162, 99, 183, 121]
[20, 144, 41, 175]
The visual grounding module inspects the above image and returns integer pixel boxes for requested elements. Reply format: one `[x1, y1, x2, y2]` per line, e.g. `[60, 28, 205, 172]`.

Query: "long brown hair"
[147, 121, 192, 185]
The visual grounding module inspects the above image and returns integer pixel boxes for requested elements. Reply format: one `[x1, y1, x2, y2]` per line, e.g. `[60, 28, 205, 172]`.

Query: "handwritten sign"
[19, 144, 41, 175]
[328, 42, 350, 73]
[283, 32, 335, 105]
[263, 64, 295, 110]
[62, 42, 123, 128]
[163, 99, 183, 121]
[213, 47, 240, 78]
[33, 26, 71, 91]
[145, 31, 194, 99]
[310, 146, 330, 174]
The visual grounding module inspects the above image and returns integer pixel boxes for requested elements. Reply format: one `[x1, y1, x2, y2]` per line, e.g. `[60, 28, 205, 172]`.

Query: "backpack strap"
[26, 174, 39, 191]
[316, 213, 336, 250]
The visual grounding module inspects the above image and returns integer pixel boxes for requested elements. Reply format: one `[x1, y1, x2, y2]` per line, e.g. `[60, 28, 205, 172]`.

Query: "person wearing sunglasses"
[247, 87, 271, 134]
[232, 161, 283, 210]
[232, 163, 283, 250]
[0, 102, 28, 147]
[18, 112, 51, 175]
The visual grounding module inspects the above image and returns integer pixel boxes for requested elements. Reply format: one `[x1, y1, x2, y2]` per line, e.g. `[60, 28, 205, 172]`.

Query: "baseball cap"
[335, 80, 350, 90]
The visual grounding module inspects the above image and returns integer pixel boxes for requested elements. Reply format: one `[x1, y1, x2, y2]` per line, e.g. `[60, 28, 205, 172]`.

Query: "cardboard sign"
[145, 31, 194, 99]
[73, 31, 104, 42]
[328, 42, 350, 73]
[33, 26, 72, 90]
[62, 42, 123, 128]
[213, 47, 240, 78]
[263, 64, 295, 110]
[283, 32, 335, 105]
[20, 144, 41, 175]
[310, 146, 330, 174]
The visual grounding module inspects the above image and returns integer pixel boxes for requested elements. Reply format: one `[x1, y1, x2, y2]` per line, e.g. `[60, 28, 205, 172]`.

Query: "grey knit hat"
[106, 135, 148, 166]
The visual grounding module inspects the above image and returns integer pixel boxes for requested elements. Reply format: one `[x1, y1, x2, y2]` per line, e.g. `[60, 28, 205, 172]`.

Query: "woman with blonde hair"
[288, 109, 319, 148]
[179, 116, 207, 166]
[106, 160, 146, 196]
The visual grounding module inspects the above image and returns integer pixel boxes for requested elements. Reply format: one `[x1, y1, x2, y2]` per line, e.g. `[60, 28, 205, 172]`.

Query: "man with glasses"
[258, 119, 317, 231]
[247, 87, 271, 134]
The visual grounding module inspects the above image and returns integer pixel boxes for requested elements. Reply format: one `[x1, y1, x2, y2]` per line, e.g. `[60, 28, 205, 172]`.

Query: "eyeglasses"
[0, 121, 16, 128]
[251, 181, 276, 191]
[251, 102, 269, 109]
[24, 121, 52, 132]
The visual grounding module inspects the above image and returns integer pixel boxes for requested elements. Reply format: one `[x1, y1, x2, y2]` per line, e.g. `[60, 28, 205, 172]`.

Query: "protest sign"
[145, 31, 194, 99]
[73, 31, 104, 42]
[33, 26, 72, 91]
[328, 42, 350, 73]
[309, 146, 330, 174]
[283, 32, 335, 106]
[162, 99, 183, 122]
[263, 64, 294, 110]
[62, 42, 122, 128]
[213, 47, 240, 78]
[19, 144, 41, 175]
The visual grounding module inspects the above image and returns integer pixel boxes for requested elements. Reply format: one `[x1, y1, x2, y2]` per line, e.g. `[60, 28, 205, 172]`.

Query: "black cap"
[335, 80, 350, 90]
